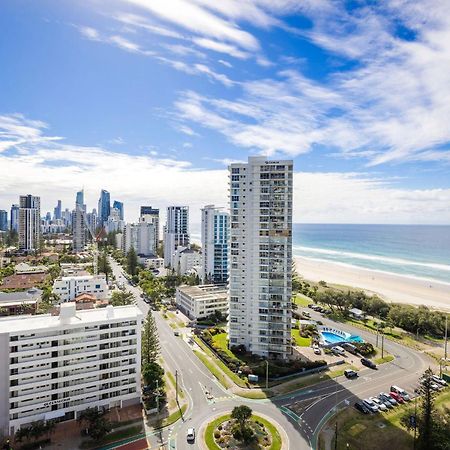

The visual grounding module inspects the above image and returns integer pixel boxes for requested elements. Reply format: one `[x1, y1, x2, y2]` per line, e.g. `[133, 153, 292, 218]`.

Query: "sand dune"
[295, 256, 450, 312]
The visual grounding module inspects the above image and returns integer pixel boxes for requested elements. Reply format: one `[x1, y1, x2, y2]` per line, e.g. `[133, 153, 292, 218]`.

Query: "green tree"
[142, 361, 165, 390]
[231, 405, 253, 436]
[98, 252, 112, 282]
[77, 408, 112, 442]
[110, 290, 134, 306]
[126, 247, 138, 276]
[141, 311, 160, 366]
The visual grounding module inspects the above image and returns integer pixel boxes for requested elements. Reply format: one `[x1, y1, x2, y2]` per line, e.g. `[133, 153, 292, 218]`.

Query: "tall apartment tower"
[228, 156, 293, 360]
[140, 206, 159, 252]
[0, 210, 7, 232]
[113, 201, 124, 220]
[163, 206, 189, 267]
[10, 204, 19, 232]
[54, 200, 62, 220]
[72, 205, 87, 253]
[98, 190, 110, 226]
[18, 195, 41, 254]
[201, 205, 229, 284]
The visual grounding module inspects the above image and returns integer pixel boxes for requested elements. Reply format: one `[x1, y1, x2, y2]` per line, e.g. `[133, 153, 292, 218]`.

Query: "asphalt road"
[109, 258, 433, 450]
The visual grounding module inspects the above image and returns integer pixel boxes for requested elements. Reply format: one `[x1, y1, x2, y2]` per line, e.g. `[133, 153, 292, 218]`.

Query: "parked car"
[332, 346, 346, 356]
[302, 311, 311, 318]
[370, 397, 387, 411]
[389, 391, 405, 403]
[313, 346, 321, 355]
[379, 392, 397, 407]
[361, 357, 377, 369]
[362, 399, 379, 413]
[174, 331, 180, 337]
[342, 342, 358, 355]
[390, 385, 411, 401]
[431, 375, 448, 387]
[344, 369, 358, 379]
[186, 428, 195, 442]
[354, 401, 370, 414]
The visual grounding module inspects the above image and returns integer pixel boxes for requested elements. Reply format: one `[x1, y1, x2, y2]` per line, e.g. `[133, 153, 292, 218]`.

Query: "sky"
[1, 0, 450, 225]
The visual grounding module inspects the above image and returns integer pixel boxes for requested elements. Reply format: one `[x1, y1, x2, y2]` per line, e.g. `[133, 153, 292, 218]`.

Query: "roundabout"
[201, 410, 285, 450]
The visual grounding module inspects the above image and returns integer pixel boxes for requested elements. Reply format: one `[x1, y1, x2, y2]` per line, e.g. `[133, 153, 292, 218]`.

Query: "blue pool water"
[320, 331, 364, 345]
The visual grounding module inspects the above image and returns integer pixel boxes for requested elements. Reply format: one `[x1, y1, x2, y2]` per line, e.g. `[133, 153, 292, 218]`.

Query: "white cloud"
[1, 114, 449, 224]
[192, 37, 249, 59]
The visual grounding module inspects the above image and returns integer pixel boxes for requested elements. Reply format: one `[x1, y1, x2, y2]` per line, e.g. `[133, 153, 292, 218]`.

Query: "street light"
[265, 360, 269, 390]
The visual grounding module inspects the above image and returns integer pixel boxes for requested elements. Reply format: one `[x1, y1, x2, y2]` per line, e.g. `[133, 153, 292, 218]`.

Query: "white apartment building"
[201, 205, 229, 284]
[140, 207, 160, 252]
[52, 275, 109, 302]
[0, 303, 142, 436]
[18, 195, 41, 254]
[176, 284, 228, 320]
[143, 257, 164, 270]
[163, 206, 189, 267]
[124, 222, 156, 257]
[105, 208, 125, 234]
[228, 156, 293, 360]
[172, 247, 201, 276]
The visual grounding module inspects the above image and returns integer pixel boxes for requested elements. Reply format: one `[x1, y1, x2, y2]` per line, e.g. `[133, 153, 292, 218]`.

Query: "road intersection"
[109, 258, 433, 450]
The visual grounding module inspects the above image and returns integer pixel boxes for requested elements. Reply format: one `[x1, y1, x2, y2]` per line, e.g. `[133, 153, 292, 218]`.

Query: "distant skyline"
[1, 1, 450, 224]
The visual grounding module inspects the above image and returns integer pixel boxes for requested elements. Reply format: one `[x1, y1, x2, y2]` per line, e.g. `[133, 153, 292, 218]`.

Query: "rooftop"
[0, 288, 42, 303]
[177, 284, 227, 299]
[0, 303, 142, 334]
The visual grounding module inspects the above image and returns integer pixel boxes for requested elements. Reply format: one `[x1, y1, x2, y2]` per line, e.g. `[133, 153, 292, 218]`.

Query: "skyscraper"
[76, 190, 84, 209]
[201, 205, 229, 284]
[228, 157, 293, 360]
[98, 190, 110, 226]
[113, 200, 124, 220]
[18, 195, 41, 254]
[72, 205, 87, 253]
[0, 210, 8, 232]
[10, 204, 19, 232]
[54, 200, 62, 220]
[140, 206, 159, 252]
[163, 206, 189, 267]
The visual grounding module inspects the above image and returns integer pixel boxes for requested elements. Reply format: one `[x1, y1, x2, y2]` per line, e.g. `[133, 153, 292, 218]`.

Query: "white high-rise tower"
[18, 195, 41, 254]
[201, 205, 229, 284]
[163, 206, 189, 267]
[228, 156, 293, 360]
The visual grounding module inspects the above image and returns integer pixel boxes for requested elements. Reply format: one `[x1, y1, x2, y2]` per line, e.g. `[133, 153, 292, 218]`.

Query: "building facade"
[52, 275, 109, 302]
[10, 204, 19, 233]
[163, 206, 189, 267]
[0, 210, 7, 232]
[176, 284, 228, 320]
[18, 195, 41, 254]
[228, 156, 293, 360]
[0, 303, 142, 436]
[123, 222, 156, 257]
[72, 205, 88, 253]
[201, 205, 229, 284]
[98, 190, 110, 226]
[140, 207, 159, 252]
[113, 201, 124, 221]
[172, 247, 201, 276]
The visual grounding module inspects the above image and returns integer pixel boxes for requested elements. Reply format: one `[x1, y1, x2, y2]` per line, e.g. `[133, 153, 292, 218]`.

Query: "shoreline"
[294, 256, 450, 312]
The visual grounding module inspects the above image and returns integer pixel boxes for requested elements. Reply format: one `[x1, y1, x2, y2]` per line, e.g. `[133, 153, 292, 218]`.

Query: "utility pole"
[265, 360, 269, 390]
[155, 379, 159, 413]
[381, 333, 385, 359]
[334, 422, 338, 450]
[175, 370, 178, 404]
[444, 315, 448, 365]
[376, 323, 379, 347]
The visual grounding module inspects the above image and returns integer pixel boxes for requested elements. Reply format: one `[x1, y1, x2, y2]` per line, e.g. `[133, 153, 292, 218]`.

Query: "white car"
[313, 345, 321, 355]
[370, 397, 387, 411]
[332, 346, 346, 356]
[186, 428, 195, 442]
[362, 398, 379, 413]
[432, 375, 448, 387]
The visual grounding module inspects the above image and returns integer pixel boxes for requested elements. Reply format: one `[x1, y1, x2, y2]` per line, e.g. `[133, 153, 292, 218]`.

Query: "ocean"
[190, 223, 450, 285]
[293, 224, 450, 285]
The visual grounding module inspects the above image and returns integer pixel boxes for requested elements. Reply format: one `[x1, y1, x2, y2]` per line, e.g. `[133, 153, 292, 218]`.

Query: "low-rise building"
[143, 257, 164, 270]
[0, 303, 142, 436]
[0, 288, 42, 315]
[14, 262, 48, 275]
[52, 275, 109, 303]
[1, 273, 48, 290]
[172, 247, 201, 276]
[176, 284, 228, 320]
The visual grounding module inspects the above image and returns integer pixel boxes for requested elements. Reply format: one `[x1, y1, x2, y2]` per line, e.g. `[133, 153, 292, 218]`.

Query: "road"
[109, 258, 433, 449]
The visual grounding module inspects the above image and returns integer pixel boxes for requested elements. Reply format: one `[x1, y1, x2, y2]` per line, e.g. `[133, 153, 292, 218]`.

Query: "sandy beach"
[295, 256, 450, 312]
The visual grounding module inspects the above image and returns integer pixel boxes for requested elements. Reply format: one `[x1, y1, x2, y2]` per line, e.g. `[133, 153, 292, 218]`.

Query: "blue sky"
[1, 0, 450, 224]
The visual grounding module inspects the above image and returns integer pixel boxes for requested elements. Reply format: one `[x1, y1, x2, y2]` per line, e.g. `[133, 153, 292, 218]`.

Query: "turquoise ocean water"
[293, 224, 450, 285]
[191, 223, 450, 285]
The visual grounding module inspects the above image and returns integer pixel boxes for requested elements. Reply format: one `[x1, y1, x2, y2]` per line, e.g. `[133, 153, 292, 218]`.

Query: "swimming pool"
[319, 328, 364, 345]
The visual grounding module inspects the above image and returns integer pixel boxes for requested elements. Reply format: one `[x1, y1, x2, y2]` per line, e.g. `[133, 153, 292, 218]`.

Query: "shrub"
[214, 430, 221, 439]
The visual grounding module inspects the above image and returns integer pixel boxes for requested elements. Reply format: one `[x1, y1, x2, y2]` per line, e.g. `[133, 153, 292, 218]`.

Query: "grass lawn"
[167, 371, 185, 399]
[194, 350, 232, 389]
[294, 293, 313, 307]
[323, 389, 450, 450]
[292, 329, 312, 347]
[160, 404, 187, 428]
[204, 413, 282, 450]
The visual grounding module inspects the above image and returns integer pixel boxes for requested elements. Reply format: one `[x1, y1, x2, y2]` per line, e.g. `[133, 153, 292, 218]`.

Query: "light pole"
[155, 379, 159, 413]
[175, 370, 178, 404]
[265, 360, 269, 390]
[381, 332, 385, 359]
